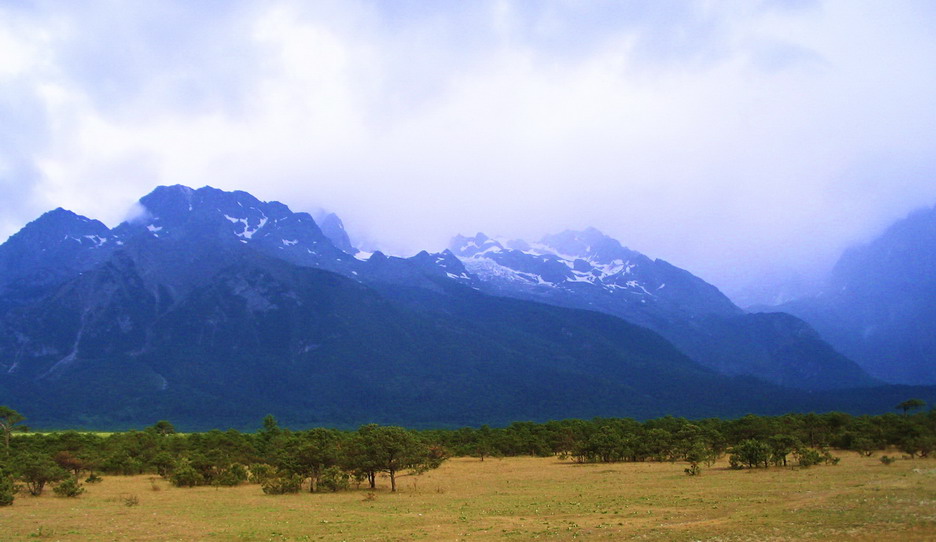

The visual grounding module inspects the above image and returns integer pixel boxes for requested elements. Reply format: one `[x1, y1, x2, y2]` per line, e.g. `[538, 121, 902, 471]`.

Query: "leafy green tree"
[474, 425, 497, 462]
[729, 439, 771, 469]
[286, 428, 342, 492]
[0, 406, 27, 450]
[767, 434, 800, 467]
[352, 425, 444, 492]
[147, 420, 176, 435]
[16, 453, 68, 496]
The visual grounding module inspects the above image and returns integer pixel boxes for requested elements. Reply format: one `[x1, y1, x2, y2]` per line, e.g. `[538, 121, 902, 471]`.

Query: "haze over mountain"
[2, 185, 929, 430]
[776, 204, 936, 385]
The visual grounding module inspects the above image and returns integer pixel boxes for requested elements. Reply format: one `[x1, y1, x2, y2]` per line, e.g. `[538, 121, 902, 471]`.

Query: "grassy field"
[1, 453, 934, 541]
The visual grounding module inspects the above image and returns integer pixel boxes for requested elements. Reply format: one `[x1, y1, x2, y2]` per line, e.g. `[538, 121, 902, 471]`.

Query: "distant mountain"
[450, 229, 876, 391]
[0, 208, 117, 311]
[778, 205, 936, 384]
[316, 212, 358, 255]
[0, 187, 787, 427]
[0, 185, 911, 430]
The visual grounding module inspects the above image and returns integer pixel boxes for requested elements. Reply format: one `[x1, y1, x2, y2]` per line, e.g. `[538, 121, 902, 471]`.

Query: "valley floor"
[1, 454, 934, 541]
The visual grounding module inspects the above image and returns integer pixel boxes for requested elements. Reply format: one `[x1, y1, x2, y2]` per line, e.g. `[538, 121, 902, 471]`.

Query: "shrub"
[822, 451, 841, 465]
[85, 473, 102, 484]
[248, 463, 276, 485]
[53, 477, 85, 498]
[261, 473, 302, 495]
[684, 462, 702, 476]
[880, 455, 896, 465]
[214, 464, 248, 487]
[169, 461, 204, 488]
[0, 472, 14, 506]
[318, 466, 350, 492]
[794, 448, 823, 468]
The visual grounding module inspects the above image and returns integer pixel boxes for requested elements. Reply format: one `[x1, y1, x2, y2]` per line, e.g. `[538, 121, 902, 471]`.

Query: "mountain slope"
[0, 185, 902, 429]
[450, 229, 876, 390]
[0, 235, 814, 429]
[778, 205, 936, 384]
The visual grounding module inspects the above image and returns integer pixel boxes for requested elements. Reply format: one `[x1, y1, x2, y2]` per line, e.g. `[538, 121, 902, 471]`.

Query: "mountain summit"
[450, 228, 876, 391]
[0, 185, 897, 428]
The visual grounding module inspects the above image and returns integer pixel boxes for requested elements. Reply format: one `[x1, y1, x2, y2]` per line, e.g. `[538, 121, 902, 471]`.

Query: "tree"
[729, 439, 771, 469]
[147, 420, 176, 436]
[0, 467, 14, 506]
[16, 453, 68, 496]
[352, 425, 444, 492]
[0, 406, 27, 450]
[279, 428, 342, 492]
[53, 451, 89, 479]
[897, 399, 926, 415]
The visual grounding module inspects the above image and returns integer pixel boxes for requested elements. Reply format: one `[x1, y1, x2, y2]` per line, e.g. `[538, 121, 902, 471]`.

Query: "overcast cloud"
[1, 0, 935, 304]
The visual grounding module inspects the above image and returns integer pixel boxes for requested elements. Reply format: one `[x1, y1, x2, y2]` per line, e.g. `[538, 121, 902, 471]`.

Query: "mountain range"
[448, 229, 874, 391]
[774, 205, 936, 385]
[0, 185, 931, 429]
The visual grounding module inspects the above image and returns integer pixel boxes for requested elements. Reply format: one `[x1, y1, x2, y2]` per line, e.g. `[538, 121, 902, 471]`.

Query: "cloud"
[1, 0, 935, 303]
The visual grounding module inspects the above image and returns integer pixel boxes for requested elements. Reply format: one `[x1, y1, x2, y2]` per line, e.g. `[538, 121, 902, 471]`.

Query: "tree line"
[1, 401, 934, 505]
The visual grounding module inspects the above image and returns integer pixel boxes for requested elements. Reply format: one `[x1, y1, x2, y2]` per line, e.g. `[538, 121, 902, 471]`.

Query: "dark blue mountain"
[778, 205, 936, 384]
[0, 185, 910, 429]
[450, 229, 876, 390]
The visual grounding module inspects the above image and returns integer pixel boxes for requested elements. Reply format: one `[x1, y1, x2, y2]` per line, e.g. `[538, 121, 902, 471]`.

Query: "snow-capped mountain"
[0, 208, 123, 314]
[1, 185, 852, 429]
[0, 184, 894, 429]
[450, 229, 875, 391]
[452, 228, 739, 323]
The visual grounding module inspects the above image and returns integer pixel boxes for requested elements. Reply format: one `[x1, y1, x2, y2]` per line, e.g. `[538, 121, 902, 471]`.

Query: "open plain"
[1, 453, 934, 541]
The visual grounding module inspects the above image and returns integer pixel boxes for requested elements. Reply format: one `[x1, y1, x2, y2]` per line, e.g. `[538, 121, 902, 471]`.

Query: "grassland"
[1, 453, 934, 541]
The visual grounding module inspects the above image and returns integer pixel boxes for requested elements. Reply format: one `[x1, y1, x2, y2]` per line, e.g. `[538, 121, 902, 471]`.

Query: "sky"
[1, 0, 935, 305]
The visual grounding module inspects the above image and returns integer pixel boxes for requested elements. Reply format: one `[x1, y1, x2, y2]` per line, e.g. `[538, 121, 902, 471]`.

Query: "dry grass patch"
[0, 454, 934, 541]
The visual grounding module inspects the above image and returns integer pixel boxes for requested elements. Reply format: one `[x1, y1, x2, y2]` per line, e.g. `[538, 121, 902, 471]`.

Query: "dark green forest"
[2, 401, 935, 506]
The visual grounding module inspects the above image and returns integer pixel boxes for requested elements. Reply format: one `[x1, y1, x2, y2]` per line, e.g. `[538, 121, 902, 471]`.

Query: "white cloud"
[1, 0, 935, 303]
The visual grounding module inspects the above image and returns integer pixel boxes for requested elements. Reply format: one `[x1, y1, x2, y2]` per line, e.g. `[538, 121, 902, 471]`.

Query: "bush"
[261, 473, 302, 495]
[85, 473, 102, 484]
[794, 448, 823, 468]
[214, 464, 248, 487]
[822, 451, 841, 465]
[684, 462, 702, 476]
[169, 461, 204, 488]
[0, 472, 14, 506]
[53, 477, 85, 498]
[881, 455, 896, 465]
[318, 466, 350, 492]
[248, 463, 276, 485]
